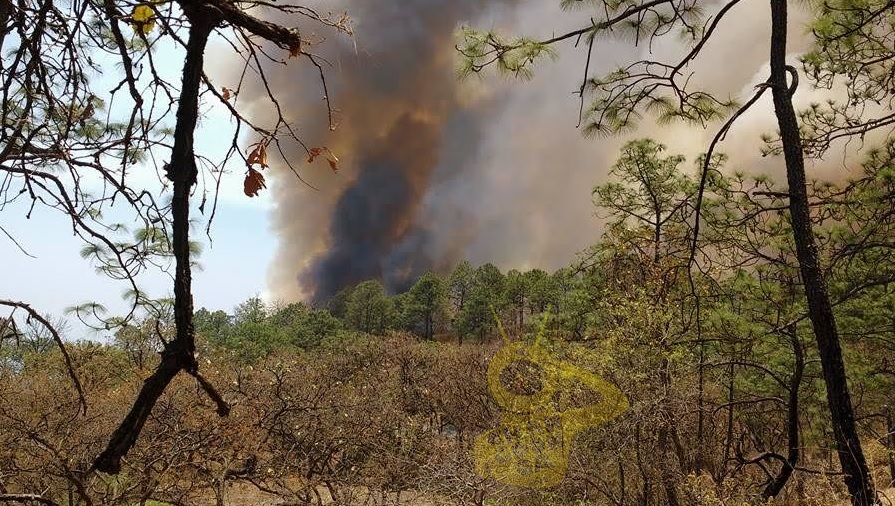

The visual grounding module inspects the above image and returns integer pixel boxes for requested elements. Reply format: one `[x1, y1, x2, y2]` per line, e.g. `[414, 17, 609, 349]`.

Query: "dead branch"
[0, 299, 86, 414]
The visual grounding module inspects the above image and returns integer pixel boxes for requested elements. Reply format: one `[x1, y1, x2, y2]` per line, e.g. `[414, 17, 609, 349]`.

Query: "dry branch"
[92, 0, 329, 475]
[0, 299, 86, 414]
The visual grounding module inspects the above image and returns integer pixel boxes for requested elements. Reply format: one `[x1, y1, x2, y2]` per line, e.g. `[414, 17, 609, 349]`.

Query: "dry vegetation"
[3, 329, 894, 506]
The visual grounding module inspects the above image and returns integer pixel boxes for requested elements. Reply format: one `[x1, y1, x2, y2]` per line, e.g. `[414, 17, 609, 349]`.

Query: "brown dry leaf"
[289, 40, 302, 59]
[222, 87, 233, 101]
[243, 168, 266, 197]
[246, 143, 268, 168]
[308, 146, 339, 172]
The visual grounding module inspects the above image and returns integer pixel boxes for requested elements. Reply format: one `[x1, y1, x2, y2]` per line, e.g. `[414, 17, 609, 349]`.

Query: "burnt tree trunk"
[768, 1, 877, 503]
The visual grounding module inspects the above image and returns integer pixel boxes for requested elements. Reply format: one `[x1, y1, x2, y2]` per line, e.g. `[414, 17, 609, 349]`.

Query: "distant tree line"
[189, 261, 595, 359]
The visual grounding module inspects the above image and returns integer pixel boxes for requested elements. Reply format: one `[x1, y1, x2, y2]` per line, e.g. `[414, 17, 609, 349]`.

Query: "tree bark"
[762, 325, 803, 499]
[93, 9, 226, 474]
[657, 359, 681, 506]
[885, 406, 895, 487]
[768, 1, 877, 503]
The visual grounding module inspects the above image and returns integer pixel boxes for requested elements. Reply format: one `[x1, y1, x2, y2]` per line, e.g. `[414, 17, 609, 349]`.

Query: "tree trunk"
[657, 359, 681, 506]
[93, 10, 223, 474]
[762, 324, 804, 498]
[886, 406, 895, 487]
[768, 1, 877, 503]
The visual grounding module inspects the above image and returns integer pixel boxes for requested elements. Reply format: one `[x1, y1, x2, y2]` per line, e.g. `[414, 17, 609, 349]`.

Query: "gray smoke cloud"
[264, 0, 535, 303]
[255, 0, 850, 304]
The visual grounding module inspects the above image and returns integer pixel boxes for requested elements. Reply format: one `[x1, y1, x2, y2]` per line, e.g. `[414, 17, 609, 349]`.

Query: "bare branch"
[0, 493, 63, 506]
[0, 299, 86, 414]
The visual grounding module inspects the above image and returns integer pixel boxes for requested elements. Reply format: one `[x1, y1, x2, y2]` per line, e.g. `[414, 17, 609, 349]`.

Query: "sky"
[1, 0, 850, 339]
[1, 130, 274, 339]
[2, 32, 278, 339]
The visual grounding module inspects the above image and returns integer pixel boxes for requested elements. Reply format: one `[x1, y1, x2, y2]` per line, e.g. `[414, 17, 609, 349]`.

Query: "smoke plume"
[264, 0, 532, 303]
[253, 0, 857, 304]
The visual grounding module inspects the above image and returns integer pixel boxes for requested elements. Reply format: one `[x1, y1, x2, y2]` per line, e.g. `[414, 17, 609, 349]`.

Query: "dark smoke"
[303, 113, 442, 301]
[256, 0, 818, 305]
[266, 0, 521, 303]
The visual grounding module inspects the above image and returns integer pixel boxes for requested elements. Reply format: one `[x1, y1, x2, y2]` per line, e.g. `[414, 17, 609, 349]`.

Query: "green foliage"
[453, 263, 508, 341]
[345, 280, 396, 335]
[548, 268, 592, 340]
[193, 298, 347, 362]
[448, 260, 475, 313]
[593, 139, 695, 231]
[326, 286, 353, 320]
[456, 27, 557, 81]
[504, 269, 528, 332]
[194, 307, 233, 341]
[522, 269, 553, 313]
[402, 272, 447, 340]
[778, 0, 895, 158]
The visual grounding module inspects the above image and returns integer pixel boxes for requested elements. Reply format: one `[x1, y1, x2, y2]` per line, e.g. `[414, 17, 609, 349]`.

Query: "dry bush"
[5, 332, 889, 506]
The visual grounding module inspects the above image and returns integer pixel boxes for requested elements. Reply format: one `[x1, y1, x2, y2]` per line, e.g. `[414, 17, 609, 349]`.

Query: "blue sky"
[2, 172, 277, 341]
[1, 167, 277, 340]
[1, 34, 283, 339]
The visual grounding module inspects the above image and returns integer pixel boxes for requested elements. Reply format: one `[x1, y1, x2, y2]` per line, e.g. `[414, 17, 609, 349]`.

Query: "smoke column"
[264, 0, 529, 303]
[254, 0, 857, 304]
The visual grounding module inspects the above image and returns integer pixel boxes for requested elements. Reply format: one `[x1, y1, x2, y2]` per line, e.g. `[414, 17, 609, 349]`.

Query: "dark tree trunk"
[93, 10, 227, 474]
[762, 325, 804, 498]
[768, 1, 877, 503]
[657, 359, 681, 506]
[886, 406, 895, 487]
